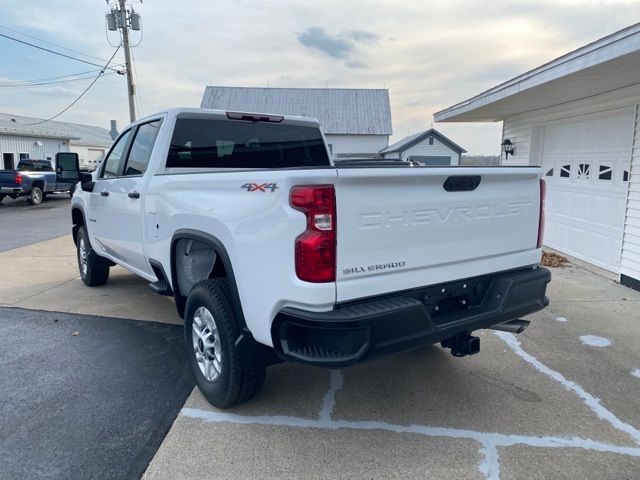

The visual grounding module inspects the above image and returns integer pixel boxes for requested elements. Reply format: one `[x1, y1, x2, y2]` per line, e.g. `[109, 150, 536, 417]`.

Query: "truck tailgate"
[334, 166, 542, 302]
[0, 171, 19, 188]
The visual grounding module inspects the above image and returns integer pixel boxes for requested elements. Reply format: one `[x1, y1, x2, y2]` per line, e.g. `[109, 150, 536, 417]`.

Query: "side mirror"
[55, 152, 79, 181]
[80, 172, 95, 192]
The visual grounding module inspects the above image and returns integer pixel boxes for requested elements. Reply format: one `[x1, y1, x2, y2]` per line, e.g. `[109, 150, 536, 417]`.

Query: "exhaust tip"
[489, 319, 530, 334]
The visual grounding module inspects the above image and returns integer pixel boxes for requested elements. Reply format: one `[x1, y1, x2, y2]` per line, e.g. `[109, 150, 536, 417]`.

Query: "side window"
[101, 130, 132, 178]
[123, 120, 162, 176]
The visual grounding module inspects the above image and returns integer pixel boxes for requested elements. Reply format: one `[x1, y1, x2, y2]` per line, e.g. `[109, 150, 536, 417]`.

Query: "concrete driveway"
[1, 235, 639, 479]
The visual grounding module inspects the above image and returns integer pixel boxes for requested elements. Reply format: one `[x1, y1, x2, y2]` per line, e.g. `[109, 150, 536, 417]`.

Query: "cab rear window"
[166, 118, 330, 169]
[17, 160, 53, 172]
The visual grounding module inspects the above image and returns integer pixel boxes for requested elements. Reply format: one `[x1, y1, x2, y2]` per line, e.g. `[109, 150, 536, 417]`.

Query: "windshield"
[17, 160, 53, 172]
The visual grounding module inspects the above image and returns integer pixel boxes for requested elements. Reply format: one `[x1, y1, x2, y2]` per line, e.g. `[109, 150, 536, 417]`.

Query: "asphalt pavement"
[0, 308, 194, 480]
[0, 194, 72, 252]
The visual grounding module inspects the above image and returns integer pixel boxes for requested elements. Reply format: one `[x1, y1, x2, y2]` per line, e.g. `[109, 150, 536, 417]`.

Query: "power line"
[0, 24, 112, 64]
[0, 32, 123, 72]
[0, 69, 103, 85]
[19, 44, 122, 126]
[0, 71, 118, 88]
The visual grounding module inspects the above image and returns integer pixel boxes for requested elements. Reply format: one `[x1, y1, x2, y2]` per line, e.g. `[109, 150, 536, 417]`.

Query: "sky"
[0, 0, 639, 155]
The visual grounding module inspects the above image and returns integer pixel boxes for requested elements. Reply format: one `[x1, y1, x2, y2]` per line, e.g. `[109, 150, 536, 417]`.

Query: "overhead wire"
[0, 32, 123, 72]
[0, 24, 114, 64]
[0, 72, 118, 88]
[18, 43, 122, 125]
[0, 69, 103, 85]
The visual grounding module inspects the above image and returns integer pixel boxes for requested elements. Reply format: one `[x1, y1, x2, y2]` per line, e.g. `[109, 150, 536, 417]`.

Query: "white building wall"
[396, 137, 460, 165]
[325, 134, 388, 157]
[502, 84, 640, 166]
[501, 83, 640, 282]
[0, 135, 69, 167]
[622, 104, 640, 282]
[70, 144, 108, 170]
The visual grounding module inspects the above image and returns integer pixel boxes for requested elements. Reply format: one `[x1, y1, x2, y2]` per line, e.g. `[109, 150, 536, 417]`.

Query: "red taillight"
[290, 185, 336, 283]
[15, 173, 23, 185]
[537, 178, 546, 249]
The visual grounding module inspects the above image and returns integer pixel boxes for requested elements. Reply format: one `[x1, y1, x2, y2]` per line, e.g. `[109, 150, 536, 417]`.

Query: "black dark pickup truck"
[0, 153, 80, 205]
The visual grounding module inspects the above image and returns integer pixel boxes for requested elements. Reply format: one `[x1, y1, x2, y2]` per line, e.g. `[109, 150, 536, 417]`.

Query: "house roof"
[200, 86, 392, 135]
[0, 112, 113, 147]
[434, 22, 640, 122]
[380, 128, 466, 154]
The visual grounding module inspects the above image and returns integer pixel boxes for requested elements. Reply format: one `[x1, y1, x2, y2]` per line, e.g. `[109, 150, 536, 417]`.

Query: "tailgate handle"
[443, 176, 481, 192]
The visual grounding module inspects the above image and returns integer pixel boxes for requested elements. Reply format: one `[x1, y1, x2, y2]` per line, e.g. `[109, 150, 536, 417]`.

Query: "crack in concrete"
[318, 370, 344, 423]
[177, 332, 640, 480]
[495, 331, 640, 446]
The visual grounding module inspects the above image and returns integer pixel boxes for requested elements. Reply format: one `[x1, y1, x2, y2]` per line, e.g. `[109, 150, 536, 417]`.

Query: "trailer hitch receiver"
[441, 333, 480, 357]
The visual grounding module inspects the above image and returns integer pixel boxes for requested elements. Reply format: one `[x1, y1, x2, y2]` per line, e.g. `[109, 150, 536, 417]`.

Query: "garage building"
[0, 113, 114, 171]
[380, 128, 466, 164]
[434, 22, 640, 289]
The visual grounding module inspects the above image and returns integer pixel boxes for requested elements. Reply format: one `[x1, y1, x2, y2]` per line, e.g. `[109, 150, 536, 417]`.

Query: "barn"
[434, 22, 640, 289]
[379, 128, 466, 165]
[200, 86, 392, 160]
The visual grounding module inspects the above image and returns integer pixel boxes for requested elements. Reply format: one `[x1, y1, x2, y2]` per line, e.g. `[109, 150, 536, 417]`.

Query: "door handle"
[100, 190, 109, 197]
[128, 191, 140, 199]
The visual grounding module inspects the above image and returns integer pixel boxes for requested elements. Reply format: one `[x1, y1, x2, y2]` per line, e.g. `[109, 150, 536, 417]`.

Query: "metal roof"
[435, 22, 640, 122]
[380, 128, 466, 154]
[0, 112, 113, 147]
[200, 87, 392, 135]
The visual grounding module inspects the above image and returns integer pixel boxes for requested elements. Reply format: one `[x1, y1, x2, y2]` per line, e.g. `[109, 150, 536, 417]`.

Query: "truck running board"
[149, 278, 173, 296]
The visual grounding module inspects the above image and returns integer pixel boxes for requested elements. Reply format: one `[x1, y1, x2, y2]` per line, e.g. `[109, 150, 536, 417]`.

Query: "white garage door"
[541, 111, 633, 272]
[87, 148, 105, 165]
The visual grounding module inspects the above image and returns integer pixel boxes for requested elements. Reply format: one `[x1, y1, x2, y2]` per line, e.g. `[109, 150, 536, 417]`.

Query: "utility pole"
[106, 0, 142, 122]
[119, 0, 135, 122]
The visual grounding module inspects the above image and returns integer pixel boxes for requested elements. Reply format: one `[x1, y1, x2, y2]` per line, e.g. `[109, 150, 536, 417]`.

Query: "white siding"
[0, 134, 69, 168]
[396, 137, 459, 165]
[502, 83, 640, 165]
[621, 105, 640, 281]
[501, 83, 640, 282]
[326, 134, 389, 156]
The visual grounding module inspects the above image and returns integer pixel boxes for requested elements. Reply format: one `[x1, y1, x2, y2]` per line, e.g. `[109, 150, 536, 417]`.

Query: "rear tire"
[0, 195, 4, 203]
[185, 279, 265, 408]
[28, 186, 43, 206]
[77, 226, 110, 286]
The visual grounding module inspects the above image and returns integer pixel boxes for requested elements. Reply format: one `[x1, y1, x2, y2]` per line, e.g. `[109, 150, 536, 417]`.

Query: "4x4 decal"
[241, 183, 279, 192]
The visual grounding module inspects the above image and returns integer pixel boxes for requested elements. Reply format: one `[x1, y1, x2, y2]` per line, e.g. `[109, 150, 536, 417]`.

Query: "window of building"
[545, 168, 554, 177]
[577, 163, 590, 180]
[560, 164, 571, 178]
[598, 165, 612, 181]
[428, 137, 434, 145]
[19, 152, 29, 161]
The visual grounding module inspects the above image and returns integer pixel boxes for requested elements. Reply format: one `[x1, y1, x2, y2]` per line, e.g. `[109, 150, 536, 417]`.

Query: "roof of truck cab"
[151, 107, 324, 127]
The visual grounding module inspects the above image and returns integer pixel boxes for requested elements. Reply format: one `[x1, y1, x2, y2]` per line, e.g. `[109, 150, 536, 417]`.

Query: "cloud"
[344, 60, 367, 69]
[345, 30, 380, 45]
[1, 0, 638, 155]
[297, 27, 353, 59]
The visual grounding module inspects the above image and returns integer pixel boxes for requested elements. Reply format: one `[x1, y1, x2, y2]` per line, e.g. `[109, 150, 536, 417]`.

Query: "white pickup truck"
[71, 108, 550, 408]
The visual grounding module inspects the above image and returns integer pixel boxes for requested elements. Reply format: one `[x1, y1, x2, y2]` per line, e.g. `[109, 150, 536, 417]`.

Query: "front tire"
[185, 279, 265, 408]
[77, 226, 110, 286]
[28, 187, 43, 206]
